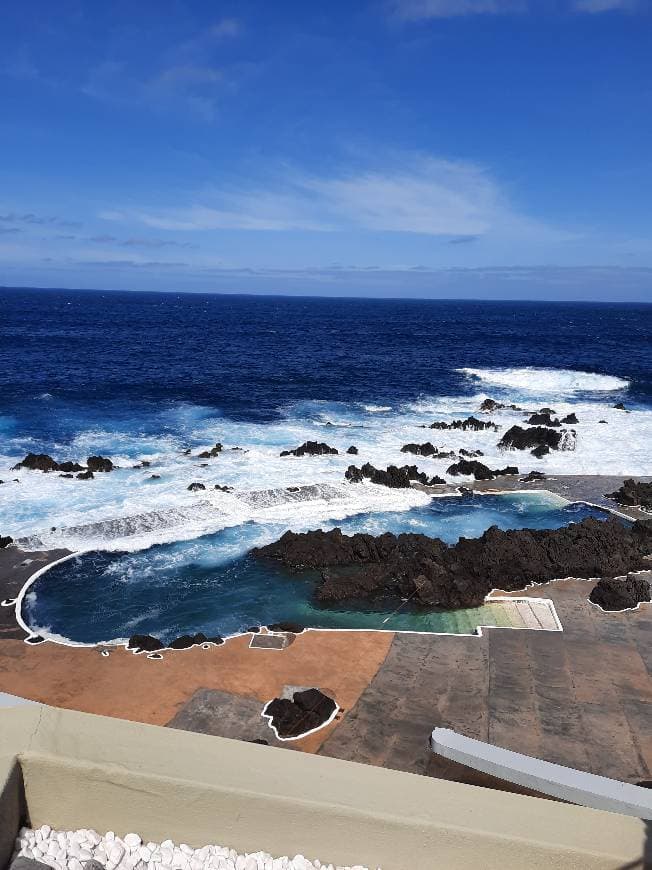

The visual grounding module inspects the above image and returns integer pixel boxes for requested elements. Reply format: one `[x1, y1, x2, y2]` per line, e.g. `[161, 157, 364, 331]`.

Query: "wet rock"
[12, 453, 60, 472]
[480, 399, 523, 412]
[198, 443, 223, 459]
[149, 474, 161, 479]
[267, 621, 305, 633]
[214, 484, 233, 492]
[614, 402, 627, 410]
[346, 445, 359, 455]
[599, 419, 608, 424]
[0, 535, 13, 548]
[526, 413, 561, 427]
[429, 416, 497, 432]
[607, 479, 652, 511]
[57, 460, 85, 472]
[59, 473, 74, 478]
[254, 517, 652, 612]
[589, 574, 651, 611]
[187, 482, 206, 491]
[25, 635, 45, 644]
[263, 688, 337, 738]
[76, 470, 94, 480]
[182, 448, 192, 455]
[401, 442, 440, 457]
[168, 632, 223, 649]
[247, 625, 261, 633]
[345, 462, 444, 488]
[531, 445, 550, 458]
[446, 460, 518, 480]
[459, 448, 484, 458]
[538, 407, 556, 415]
[520, 470, 547, 482]
[498, 425, 576, 454]
[561, 413, 579, 424]
[280, 441, 339, 457]
[87, 455, 114, 473]
[127, 635, 165, 653]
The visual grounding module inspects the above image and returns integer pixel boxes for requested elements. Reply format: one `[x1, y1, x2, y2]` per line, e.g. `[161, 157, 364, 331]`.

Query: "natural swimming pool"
[21, 492, 611, 645]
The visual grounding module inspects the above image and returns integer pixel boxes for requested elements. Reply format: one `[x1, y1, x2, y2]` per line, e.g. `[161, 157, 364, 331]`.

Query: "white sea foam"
[2, 374, 651, 553]
[457, 367, 630, 395]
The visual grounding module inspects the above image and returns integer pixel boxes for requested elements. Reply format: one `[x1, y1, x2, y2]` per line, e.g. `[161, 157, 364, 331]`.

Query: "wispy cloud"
[390, 0, 641, 17]
[81, 18, 243, 121]
[0, 211, 80, 229]
[101, 155, 570, 243]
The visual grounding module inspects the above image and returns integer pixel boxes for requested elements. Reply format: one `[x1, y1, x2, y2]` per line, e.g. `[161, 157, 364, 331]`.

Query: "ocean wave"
[457, 367, 630, 395]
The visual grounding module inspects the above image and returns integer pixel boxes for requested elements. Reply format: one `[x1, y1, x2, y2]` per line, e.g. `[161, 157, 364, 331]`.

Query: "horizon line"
[1, 284, 651, 306]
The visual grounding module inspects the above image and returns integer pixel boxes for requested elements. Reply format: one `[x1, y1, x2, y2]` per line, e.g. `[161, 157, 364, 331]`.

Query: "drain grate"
[249, 633, 289, 650]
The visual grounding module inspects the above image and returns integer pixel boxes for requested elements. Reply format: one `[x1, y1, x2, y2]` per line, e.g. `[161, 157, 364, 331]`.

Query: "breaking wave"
[457, 367, 630, 395]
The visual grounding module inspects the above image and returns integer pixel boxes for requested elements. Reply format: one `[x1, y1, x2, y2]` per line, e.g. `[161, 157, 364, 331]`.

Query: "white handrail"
[430, 727, 652, 820]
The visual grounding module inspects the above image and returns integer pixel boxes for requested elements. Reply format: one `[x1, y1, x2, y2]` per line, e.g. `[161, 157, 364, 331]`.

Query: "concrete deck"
[0, 474, 650, 792]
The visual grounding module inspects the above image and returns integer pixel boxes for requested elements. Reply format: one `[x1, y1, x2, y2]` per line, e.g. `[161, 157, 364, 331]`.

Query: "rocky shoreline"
[254, 517, 652, 611]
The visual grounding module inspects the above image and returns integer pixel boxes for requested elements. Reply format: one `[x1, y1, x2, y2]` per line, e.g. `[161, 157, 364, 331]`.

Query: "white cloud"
[99, 156, 571, 243]
[391, 0, 640, 16]
[208, 18, 242, 39]
[573, 0, 638, 11]
[391, 0, 526, 18]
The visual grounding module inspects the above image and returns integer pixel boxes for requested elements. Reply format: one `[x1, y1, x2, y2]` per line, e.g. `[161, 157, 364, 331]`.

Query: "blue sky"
[1, 0, 651, 300]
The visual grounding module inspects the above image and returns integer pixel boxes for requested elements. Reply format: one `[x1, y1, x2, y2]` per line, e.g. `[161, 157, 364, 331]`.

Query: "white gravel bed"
[13, 827, 380, 870]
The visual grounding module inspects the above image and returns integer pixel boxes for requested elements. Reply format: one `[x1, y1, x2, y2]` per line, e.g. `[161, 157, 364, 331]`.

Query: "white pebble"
[125, 833, 142, 849]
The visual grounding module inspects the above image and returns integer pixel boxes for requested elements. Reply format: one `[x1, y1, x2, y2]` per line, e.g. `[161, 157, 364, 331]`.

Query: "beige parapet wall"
[0, 704, 650, 870]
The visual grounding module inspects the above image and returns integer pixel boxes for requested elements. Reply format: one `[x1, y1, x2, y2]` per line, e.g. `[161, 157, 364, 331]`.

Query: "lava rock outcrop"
[589, 573, 651, 611]
[263, 688, 337, 738]
[280, 441, 339, 457]
[345, 463, 445, 488]
[498, 425, 576, 456]
[254, 518, 652, 611]
[428, 416, 497, 432]
[607, 479, 652, 511]
[446, 460, 518, 480]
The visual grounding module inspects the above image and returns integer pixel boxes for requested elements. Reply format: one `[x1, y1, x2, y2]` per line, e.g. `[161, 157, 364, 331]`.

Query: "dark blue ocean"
[1, 288, 650, 645]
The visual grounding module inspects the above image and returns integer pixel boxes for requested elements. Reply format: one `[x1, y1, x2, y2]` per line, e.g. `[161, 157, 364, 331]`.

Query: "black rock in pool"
[254, 518, 652, 612]
[263, 688, 337, 738]
[589, 574, 651, 611]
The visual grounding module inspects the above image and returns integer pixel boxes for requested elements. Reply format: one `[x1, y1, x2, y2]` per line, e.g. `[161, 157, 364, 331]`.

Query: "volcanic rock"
[539, 407, 556, 415]
[346, 445, 358, 455]
[150, 474, 161, 479]
[614, 403, 627, 410]
[214, 484, 233, 492]
[87, 455, 114, 473]
[263, 688, 337, 738]
[346, 463, 444, 488]
[429, 416, 497, 432]
[526, 413, 561, 427]
[59, 473, 74, 478]
[254, 517, 652, 611]
[401, 442, 440, 457]
[520, 471, 547, 482]
[561, 413, 579, 424]
[169, 632, 213, 649]
[480, 399, 523, 412]
[280, 441, 339, 457]
[127, 635, 164, 653]
[607, 479, 652, 511]
[0, 535, 13, 548]
[446, 460, 518, 480]
[187, 482, 206, 491]
[57, 461, 85, 473]
[498, 425, 576, 455]
[267, 621, 305, 633]
[13, 453, 60, 472]
[76, 470, 94, 480]
[459, 448, 484, 458]
[589, 574, 651, 611]
[198, 443, 223, 459]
